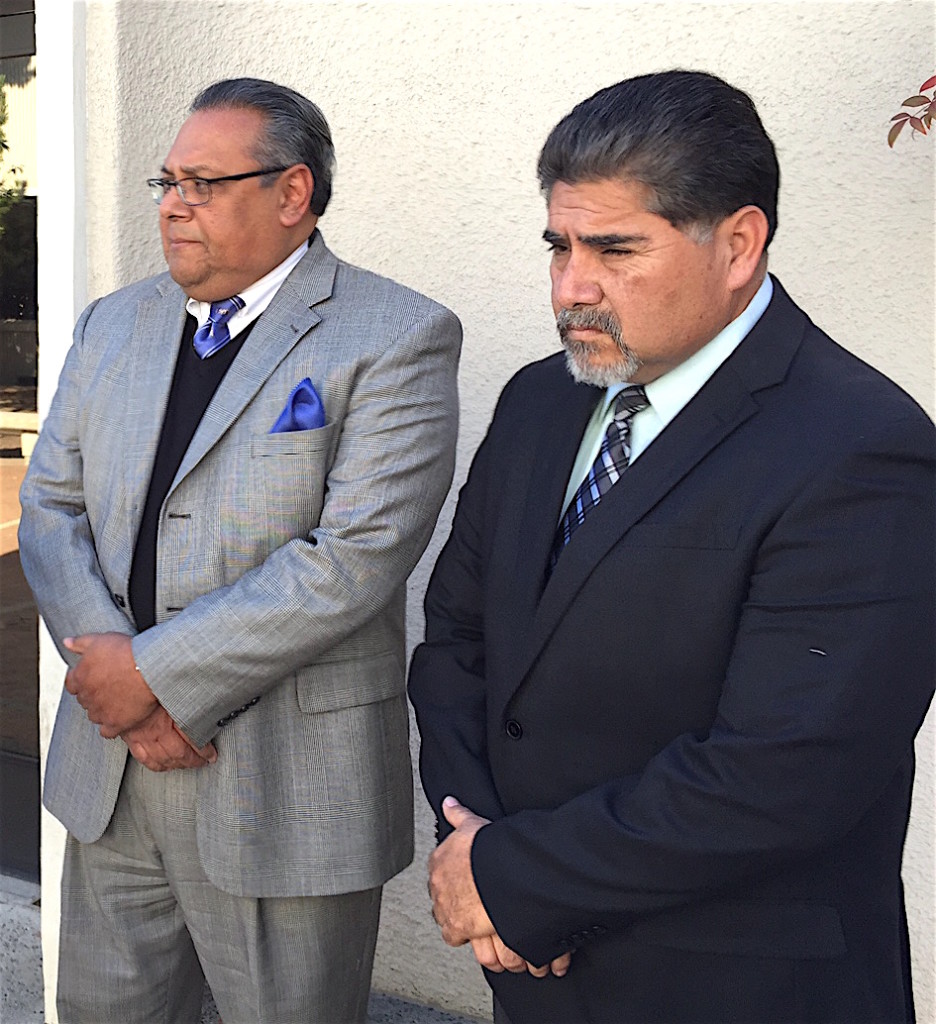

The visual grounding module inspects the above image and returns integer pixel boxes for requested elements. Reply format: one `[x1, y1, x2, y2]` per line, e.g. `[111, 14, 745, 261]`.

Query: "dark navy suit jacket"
[409, 278, 935, 1023]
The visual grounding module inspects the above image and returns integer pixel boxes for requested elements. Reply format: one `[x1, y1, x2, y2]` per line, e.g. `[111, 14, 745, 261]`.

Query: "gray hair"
[191, 78, 335, 216]
[538, 70, 779, 248]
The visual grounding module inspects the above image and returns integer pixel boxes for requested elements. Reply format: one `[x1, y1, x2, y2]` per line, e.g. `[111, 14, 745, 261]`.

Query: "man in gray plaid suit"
[18, 78, 461, 1023]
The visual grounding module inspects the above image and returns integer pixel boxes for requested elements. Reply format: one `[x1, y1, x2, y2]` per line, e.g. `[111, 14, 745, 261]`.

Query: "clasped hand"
[63, 632, 216, 771]
[428, 796, 571, 979]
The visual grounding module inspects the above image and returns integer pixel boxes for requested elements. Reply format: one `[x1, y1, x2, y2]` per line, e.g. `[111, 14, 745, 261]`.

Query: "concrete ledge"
[0, 411, 38, 432]
[0, 412, 38, 461]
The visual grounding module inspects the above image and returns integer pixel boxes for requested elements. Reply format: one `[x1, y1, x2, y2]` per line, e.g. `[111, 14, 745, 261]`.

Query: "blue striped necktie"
[192, 295, 245, 359]
[550, 385, 648, 570]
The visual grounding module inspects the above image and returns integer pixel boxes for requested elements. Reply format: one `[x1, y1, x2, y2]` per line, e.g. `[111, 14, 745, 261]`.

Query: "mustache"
[556, 307, 623, 342]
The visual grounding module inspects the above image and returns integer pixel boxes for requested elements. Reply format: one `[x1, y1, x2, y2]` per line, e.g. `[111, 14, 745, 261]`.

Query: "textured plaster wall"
[36, 1, 934, 1019]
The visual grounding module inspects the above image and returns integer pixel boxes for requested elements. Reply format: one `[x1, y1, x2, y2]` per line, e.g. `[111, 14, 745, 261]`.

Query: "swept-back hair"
[191, 77, 335, 216]
[537, 70, 779, 247]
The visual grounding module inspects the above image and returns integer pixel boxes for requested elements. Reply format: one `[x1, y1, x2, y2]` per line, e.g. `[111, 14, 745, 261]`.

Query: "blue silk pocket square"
[270, 377, 326, 433]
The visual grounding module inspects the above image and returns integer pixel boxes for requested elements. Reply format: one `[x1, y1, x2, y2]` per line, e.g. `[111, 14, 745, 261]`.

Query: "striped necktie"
[192, 295, 245, 359]
[550, 385, 648, 570]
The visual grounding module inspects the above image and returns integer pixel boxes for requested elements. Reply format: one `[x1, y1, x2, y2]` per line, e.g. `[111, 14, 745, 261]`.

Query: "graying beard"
[562, 340, 641, 387]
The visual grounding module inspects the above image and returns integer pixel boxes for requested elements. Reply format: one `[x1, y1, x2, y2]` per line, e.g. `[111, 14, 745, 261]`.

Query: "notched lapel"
[508, 377, 602, 616]
[123, 281, 188, 520]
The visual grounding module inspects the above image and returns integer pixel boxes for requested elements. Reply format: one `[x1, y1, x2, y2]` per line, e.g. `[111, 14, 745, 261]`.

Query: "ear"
[277, 164, 316, 227]
[719, 205, 769, 292]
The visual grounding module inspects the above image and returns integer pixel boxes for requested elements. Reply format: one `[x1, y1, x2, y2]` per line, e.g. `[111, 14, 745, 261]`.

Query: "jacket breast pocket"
[247, 421, 336, 530]
[626, 521, 740, 550]
[250, 421, 335, 458]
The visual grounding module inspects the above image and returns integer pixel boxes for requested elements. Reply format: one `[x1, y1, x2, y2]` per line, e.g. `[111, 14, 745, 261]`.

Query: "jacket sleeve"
[469, 409, 936, 967]
[18, 298, 137, 665]
[408, 384, 518, 838]
[128, 305, 461, 746]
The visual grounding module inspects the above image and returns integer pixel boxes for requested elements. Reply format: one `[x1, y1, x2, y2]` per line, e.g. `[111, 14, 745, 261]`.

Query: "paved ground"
[0, 876, 42, 1024]
[0, 874, 482, 1023]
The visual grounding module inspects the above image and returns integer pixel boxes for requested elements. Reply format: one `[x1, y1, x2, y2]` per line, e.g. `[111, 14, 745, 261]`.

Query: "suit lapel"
[505, 369, 602, 633]
[123, 280, 188, 524]
[507, 277, 810, 696]
[170, 234, 337, 492]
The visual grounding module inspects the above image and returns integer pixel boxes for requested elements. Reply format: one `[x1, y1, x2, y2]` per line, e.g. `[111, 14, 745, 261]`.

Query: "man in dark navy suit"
[409, 70, 935, 1023]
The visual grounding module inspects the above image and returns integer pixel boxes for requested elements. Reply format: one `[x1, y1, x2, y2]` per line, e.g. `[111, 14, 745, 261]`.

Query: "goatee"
[556, 307, 641, 387]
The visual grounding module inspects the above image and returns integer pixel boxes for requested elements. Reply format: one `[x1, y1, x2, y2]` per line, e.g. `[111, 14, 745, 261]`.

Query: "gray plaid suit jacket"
[19, 231, 461, 897]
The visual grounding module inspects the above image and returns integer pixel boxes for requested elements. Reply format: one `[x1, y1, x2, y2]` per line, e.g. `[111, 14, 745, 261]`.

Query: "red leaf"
[891, 112, 911, 121]
[920, 74, 936, 91]
[909, 116, 927, 133]
[902, 95, 930, 107]
[925, 113, 934, 129]
[888, 120, 906, 147]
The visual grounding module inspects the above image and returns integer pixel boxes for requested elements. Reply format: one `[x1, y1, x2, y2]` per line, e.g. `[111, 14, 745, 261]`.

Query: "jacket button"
[505, 719, 522, 740]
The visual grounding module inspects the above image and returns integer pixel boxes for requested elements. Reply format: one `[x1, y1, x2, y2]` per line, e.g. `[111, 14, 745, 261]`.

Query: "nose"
[552, 252, 603, 310]
[159, 184, 191, 220]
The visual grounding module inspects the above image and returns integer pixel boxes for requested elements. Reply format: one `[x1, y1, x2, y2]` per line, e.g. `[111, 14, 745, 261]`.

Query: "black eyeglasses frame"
[146, 167, 290, 207]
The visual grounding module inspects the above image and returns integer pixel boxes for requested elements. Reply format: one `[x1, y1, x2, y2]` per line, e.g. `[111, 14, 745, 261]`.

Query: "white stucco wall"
[37, 1, 934, 1020]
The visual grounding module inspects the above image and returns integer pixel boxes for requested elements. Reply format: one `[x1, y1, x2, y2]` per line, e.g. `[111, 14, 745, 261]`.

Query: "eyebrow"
[542, 229, 648, 248]
[160, 164, 214, 177]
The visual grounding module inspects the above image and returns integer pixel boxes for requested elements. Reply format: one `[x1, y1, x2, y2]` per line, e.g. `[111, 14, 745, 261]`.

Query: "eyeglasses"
[146, 167, 289, 207]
